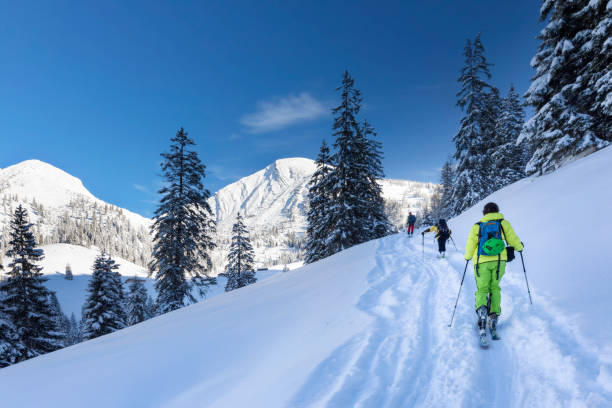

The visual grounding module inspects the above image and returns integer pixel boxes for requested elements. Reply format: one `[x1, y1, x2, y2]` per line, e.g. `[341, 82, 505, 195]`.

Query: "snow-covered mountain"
[0, 160, 152, 267]
[1, 146, 610, 407]
[1, 158, 436, 275]
[208, 157, 437, 272]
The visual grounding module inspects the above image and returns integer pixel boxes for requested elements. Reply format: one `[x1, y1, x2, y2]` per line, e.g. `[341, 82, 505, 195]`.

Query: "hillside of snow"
[1, 147, 610, 407]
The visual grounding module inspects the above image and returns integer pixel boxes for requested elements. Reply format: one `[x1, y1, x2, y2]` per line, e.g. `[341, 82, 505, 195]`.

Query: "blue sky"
[0, 1, 542, 217]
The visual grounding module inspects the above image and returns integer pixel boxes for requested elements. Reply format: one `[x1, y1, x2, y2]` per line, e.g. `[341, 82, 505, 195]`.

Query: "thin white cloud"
[240, 93, 327, 133]
[133, 184, 149, 193]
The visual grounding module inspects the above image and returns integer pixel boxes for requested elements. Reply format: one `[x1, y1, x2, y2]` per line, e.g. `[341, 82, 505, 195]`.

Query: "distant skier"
[464, 202, 523, 343]
[421, 219, 451, 258]
[406, 212, 416, 236]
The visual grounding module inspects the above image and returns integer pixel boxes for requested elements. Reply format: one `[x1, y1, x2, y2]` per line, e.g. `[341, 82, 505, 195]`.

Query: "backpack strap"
[475, 222, 482, 277]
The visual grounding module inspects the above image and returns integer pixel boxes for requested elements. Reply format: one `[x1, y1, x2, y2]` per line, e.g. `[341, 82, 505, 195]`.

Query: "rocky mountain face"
[0, 158, 438, 274]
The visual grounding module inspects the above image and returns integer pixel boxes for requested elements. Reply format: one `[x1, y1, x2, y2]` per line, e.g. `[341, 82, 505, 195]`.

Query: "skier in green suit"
[464, 202, 523, 337]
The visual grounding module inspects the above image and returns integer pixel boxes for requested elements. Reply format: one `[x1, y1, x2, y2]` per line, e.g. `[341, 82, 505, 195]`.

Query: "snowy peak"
[209, 158, 316, 231]
[0, 159, 95, 207]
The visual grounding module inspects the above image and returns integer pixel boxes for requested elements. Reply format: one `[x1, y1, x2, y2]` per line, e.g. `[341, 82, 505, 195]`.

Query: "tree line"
[423, 1, 609, 222]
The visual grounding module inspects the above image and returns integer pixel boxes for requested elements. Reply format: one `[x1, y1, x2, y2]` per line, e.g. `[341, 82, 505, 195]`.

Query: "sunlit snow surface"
[1, 148, 612, 406]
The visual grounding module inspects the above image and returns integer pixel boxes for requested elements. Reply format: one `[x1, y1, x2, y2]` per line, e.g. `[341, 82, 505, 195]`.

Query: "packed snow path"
[292, 234, 610, 407]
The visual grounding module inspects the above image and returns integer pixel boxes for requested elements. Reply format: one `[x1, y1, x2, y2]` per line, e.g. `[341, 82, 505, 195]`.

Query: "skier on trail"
[421, 219, 451, 258]
[464, 202, 523, 342]
[406, 212, 416, 236]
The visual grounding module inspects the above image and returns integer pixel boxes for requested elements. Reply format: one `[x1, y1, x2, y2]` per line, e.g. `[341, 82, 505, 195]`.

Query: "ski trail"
[291, 233, 611, 407]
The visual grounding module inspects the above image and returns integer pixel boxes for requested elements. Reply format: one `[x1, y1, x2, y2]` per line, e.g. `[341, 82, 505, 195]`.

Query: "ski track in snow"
[291, 234, 611, 408]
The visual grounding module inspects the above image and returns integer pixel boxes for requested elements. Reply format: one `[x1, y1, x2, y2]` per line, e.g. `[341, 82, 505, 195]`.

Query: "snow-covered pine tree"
[145, 295, 157, 319]
[492, 85, 526, 187]
[48, 292, 70, 346]
[326, 71, 389, 254]
[451, 34, 495, 215]
[65, 263, 73, 280]
[482, 87, 503, 194]
[305, 140, 333, 264]
[126, 277, 148, 326]
[359, 119, 391, 239]
[65, 312, 81, 346]
[223, 214, 256, 292]
[0, 286, 23, 367]
[150, 128, 217, 313]
[439, 160, 455, 219]
[520, 0, 610, 175]
[82, 252, 126, 340]
[0, 205, 62, 363]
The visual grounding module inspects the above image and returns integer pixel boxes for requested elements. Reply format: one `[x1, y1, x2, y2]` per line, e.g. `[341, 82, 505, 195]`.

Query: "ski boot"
[441, 251, 445, 259]
[477, 306, 489, 348]
[488, 313, 501, 340]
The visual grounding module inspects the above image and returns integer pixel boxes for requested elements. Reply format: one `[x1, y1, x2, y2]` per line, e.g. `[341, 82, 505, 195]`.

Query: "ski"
[487, 314, 501, 340]
[490, 328, 501, 341]
[479, 328, 489, 348]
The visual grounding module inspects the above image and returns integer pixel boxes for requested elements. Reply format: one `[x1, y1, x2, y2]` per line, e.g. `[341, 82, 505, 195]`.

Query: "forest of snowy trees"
[0, 195, 152, 267]
[422, 0, 610, 222]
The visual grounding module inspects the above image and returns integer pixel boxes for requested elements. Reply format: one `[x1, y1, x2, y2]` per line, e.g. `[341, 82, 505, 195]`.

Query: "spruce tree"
[82, 252, 126, 340]
[65, 312, 81, 346]
[0, 205, 62, 362]
[126, 278, 149, 326]
[305, 140, 333, 264]
[150, 127, 217, 313]
[0, 289, 23, 367]
[223, 214, 256, 292]
[482, 87, 503, 194]
[326, 71, 389, 254]
[493, 85, 526, 187]
[451, 34, 494, 214]
[521, 0, 610, 175]
[359, 119, 390, 239]
[439, 160, 455, 219]
[48, 292, 70, 347]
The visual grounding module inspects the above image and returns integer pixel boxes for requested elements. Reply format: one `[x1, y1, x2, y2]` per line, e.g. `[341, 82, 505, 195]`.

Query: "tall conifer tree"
[150, 128, 216, 313]
[305, 140, 333, 264]
[451, 34, 494, 214]
[326, 71, 389, 254]
[494, 85, 526, 187]
[439, 160, 455, 219]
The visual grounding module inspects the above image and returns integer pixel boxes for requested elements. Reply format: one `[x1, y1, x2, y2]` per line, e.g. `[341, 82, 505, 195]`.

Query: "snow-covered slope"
[1, 147, 610, 407]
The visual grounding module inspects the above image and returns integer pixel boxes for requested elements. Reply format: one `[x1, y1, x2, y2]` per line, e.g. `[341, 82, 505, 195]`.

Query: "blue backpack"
[476, 220, 505, 256]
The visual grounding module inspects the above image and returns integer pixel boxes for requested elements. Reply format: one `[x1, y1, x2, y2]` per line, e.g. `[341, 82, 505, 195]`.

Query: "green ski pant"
[474, 260, 506, 315]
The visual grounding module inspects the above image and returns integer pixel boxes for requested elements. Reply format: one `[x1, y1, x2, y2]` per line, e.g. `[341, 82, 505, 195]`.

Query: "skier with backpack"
[464, 202, 523, 347]
[421, 219, 451, 258]
[406, 212, 416, 236]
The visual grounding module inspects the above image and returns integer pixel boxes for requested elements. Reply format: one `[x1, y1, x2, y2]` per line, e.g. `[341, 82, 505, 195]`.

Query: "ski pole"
[448, 260, 469, 327]
[449, 235, 458, 251]
[422, 233, 424, 261]
[519, 251, 533, 305]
